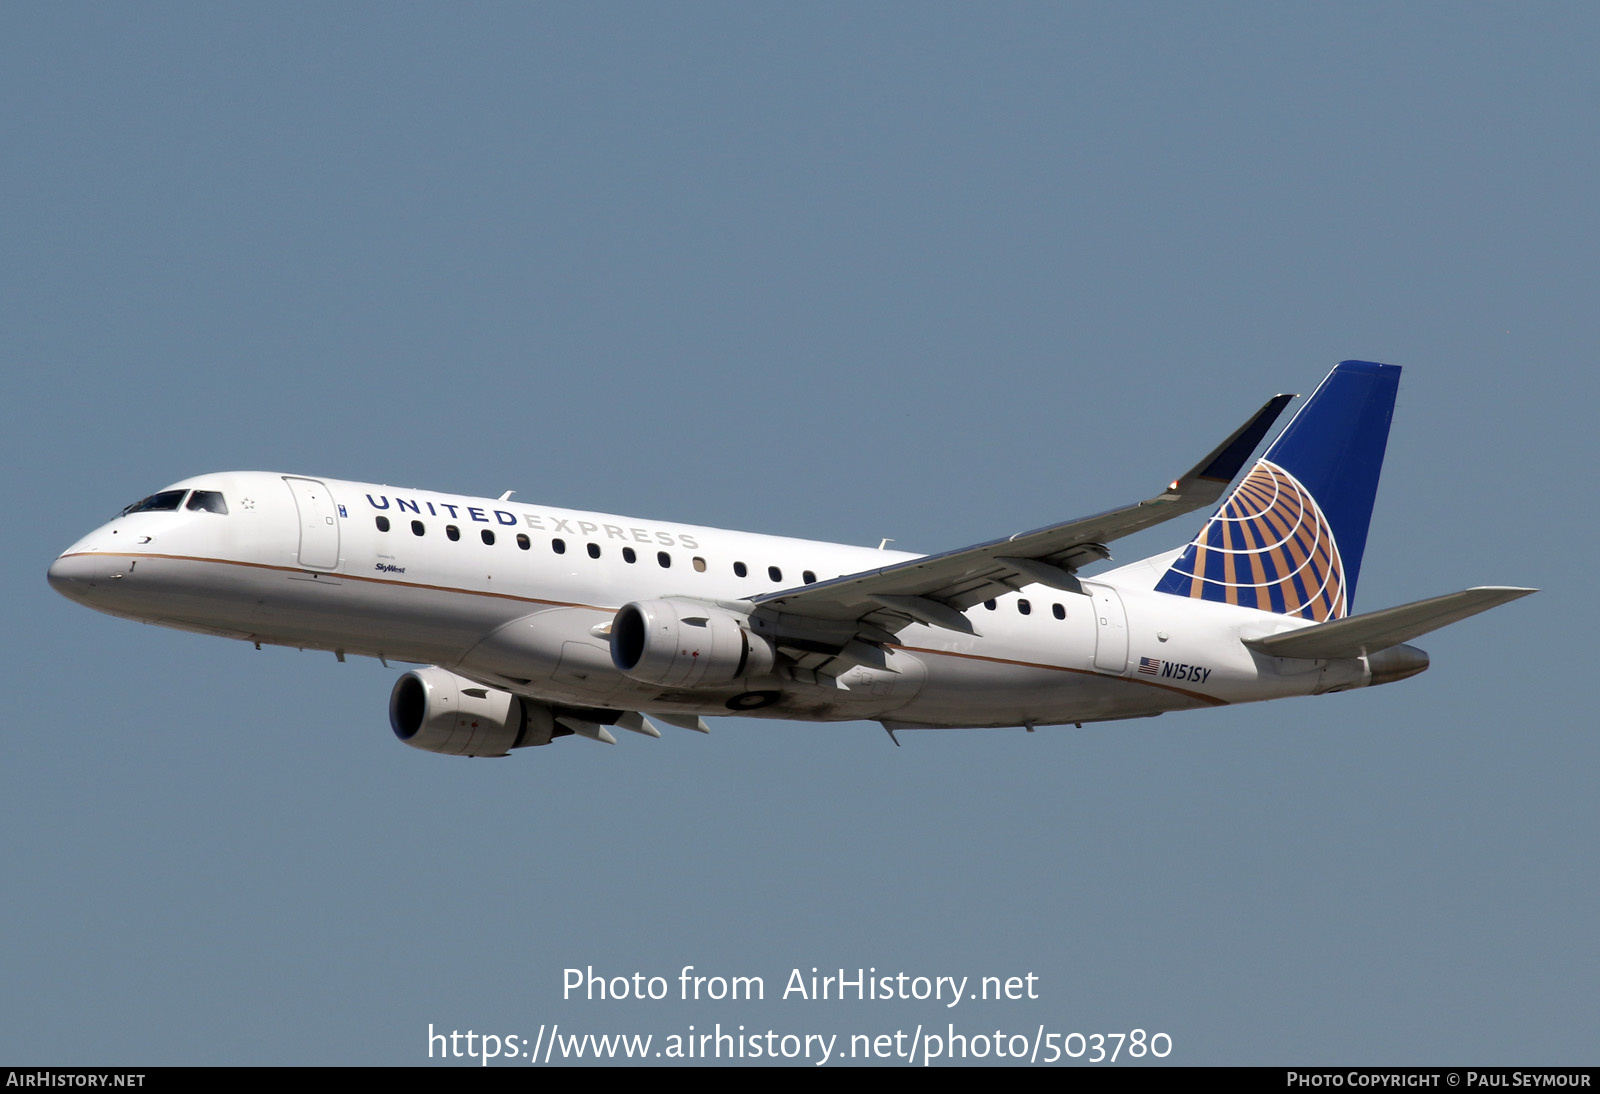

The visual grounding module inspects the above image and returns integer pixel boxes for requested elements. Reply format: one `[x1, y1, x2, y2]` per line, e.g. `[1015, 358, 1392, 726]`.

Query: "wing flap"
[1242, 586, 1536, 660]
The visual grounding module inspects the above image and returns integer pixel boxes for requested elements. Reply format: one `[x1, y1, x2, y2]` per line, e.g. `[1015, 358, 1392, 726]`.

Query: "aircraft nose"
[47, 552, 99, 600]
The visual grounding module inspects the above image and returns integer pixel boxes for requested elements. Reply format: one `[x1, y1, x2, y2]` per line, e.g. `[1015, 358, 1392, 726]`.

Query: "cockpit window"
[185, 490, 228, 515]
[121, 490, 186, 515]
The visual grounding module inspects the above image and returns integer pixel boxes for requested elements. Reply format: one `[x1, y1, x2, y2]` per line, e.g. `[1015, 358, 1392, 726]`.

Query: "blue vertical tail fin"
[1153, 360, 1401, 620]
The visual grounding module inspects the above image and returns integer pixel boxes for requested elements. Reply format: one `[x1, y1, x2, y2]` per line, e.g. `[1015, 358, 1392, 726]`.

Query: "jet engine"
[388, 667, 555, 757]
[609, 599, 776, 689]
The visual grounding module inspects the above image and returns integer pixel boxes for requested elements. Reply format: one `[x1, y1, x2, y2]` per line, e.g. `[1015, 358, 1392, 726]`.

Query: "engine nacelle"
[610, 599, 776, 689]
[388, 667, 555, 757]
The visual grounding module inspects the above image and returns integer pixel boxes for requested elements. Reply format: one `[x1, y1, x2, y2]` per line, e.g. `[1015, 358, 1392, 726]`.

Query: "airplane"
[48, 360, 1534, 756]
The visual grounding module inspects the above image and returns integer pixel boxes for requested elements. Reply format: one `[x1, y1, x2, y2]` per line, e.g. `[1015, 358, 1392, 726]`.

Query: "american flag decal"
[1137, 657, 1162, 676]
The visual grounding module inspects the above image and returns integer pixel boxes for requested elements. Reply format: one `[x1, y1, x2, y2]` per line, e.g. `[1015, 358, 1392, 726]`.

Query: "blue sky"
[4, 3, 1593, 1065]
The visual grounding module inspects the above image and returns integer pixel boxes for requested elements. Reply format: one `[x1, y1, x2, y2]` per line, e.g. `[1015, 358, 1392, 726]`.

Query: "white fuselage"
[49, 471, 1375, 732]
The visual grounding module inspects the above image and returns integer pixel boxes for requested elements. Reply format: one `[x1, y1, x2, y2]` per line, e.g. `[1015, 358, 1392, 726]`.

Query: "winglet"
[1166, 393, 1296, 495]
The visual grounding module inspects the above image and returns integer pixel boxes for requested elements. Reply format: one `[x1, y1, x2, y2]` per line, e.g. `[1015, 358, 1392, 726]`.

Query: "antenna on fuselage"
[878, 538, 894, 550]
[498, 490, 515, 501]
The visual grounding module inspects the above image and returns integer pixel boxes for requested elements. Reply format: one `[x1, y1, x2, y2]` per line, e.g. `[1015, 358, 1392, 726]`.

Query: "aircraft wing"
[750, 392, 1294, 644]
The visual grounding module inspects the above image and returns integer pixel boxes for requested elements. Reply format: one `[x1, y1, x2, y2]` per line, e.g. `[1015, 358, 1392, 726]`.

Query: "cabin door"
[1087, 582, 1129, 675]
[284, 477, 341, 570]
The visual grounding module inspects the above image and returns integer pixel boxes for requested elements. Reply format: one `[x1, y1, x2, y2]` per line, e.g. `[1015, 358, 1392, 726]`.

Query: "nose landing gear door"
[284, 477, 341, 570]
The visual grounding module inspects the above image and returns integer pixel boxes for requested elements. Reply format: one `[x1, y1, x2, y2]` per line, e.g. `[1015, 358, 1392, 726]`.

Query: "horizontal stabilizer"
[1242, 586, 1536, 660]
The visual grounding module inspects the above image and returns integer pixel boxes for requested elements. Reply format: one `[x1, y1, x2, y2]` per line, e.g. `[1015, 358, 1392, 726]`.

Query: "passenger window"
[1018, 599, 1031, 615]
[802, 570, 816, 584]
[658, 551, 672, 568]
[552, 538, 566, 554]
[623, 547, 637, 563]
[734, 561, 748, 577]
[375, 516, 390, 532]
[446, 525, 460, 542]
[481, 529, 495, 546]
[768, 566, 782, 582]
[587, 543, 601, 559]
[411, 520, 426, 536]
[186, 490, 228, 514]
[985, 599, 996, 611]
[693, 556, 707, 573]
[516, 534, 530, 551]
[1052, 603, 1065, 620]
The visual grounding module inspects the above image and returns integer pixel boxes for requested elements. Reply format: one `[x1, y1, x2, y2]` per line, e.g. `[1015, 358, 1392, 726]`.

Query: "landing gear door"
[1087, 582, 1129, 675]
[284, 477, 341, 570]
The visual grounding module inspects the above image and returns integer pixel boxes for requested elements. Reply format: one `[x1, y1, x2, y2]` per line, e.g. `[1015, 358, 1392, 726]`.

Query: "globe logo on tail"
[1155, 460, 1348, 621]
